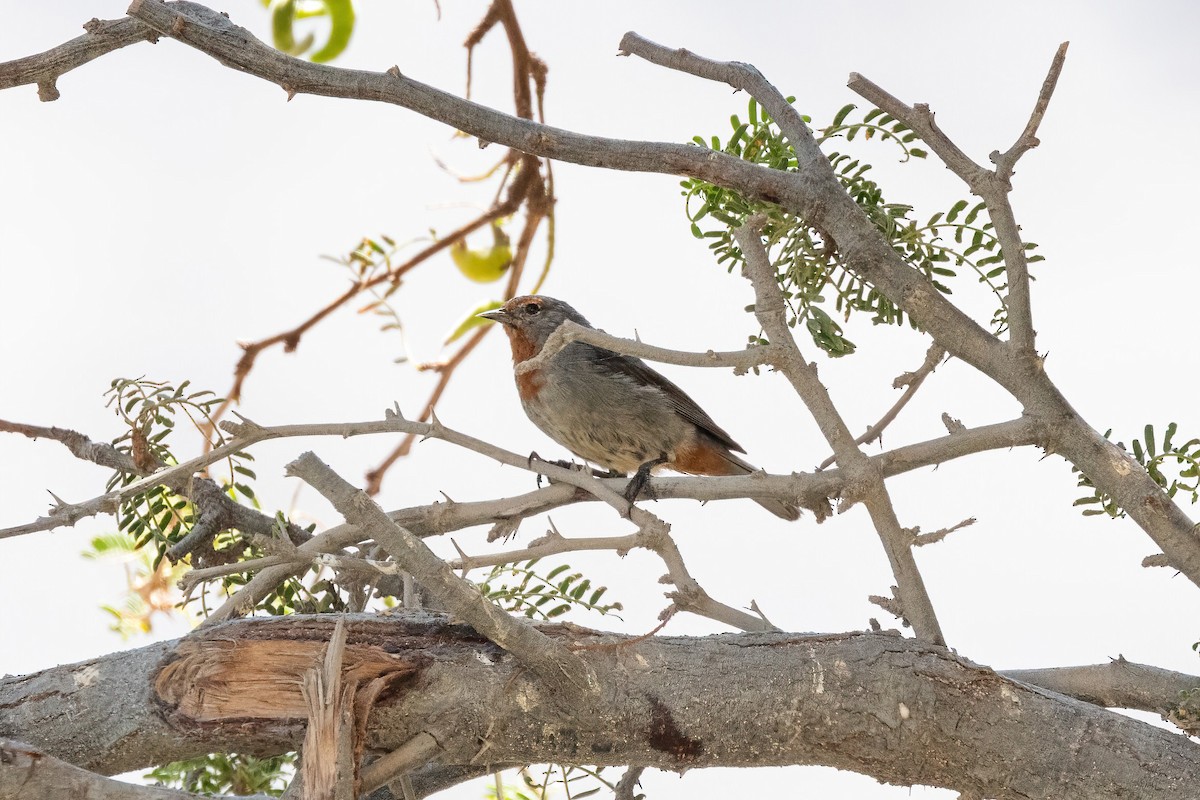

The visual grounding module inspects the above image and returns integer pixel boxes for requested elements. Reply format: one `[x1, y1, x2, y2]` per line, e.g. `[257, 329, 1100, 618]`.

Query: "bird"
[479, 295, 800, 521]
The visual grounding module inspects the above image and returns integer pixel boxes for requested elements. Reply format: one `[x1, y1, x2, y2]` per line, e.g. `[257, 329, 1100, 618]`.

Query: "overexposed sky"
[3, 2, 1199, 798]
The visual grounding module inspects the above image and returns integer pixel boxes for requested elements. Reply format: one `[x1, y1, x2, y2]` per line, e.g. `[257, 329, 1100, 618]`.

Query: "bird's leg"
[624, 453, 669, 505]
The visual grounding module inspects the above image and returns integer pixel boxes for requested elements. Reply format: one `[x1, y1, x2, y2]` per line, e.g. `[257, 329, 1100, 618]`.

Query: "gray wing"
[582, 344, 746, 454]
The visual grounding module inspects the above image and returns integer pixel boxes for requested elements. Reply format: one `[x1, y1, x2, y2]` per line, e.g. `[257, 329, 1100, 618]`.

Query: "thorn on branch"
[910, 517, 976, 547]
[868, 588, 908, 627]
[36, 79, 59, 102]
[614, 766, 645, 800]
[748, 599, 774, 627]
[486, 517, 522, 543]
[941, 413, 966, 434]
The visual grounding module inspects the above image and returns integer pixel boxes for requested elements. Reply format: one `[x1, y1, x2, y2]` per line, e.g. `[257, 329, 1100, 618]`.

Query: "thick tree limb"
[3, 614, 1199, 799]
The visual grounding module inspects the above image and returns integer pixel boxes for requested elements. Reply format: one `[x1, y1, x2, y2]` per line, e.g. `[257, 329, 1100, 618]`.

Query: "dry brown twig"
[191, 0, 555, 501]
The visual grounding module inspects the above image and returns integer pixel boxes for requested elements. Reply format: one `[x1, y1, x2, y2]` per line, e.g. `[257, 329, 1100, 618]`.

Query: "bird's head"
[479, 295, 592, 352]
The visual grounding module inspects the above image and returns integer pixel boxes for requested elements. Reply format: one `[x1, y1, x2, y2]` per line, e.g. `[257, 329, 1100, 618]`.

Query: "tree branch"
[0, 738, 273, 800]
[1004, 657, 1200, 731]
[5, 615, 1199, 798]
[735, 216, 945, 645]
[12, 5, 1184, 586]
[846, 43, 1068, 356]
[0, 16, 158, 100]
[513, 318, 768, 376]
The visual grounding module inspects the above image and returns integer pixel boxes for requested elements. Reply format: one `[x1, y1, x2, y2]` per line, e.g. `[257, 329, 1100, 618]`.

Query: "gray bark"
[2, 613, 1198, 799]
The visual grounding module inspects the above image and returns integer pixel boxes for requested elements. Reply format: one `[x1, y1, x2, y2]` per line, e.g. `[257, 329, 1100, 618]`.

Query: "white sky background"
[2, 1, 1199, 798]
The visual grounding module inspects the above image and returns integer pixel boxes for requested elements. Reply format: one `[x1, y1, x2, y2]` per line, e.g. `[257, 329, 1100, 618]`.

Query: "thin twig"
[992, 42, 1071, 180]
[816, 343, 946, 470]
[516, 318, 768, 376]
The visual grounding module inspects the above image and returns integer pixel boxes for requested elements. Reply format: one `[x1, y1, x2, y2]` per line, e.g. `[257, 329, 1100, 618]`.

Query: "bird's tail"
[717, 452, 801, 522]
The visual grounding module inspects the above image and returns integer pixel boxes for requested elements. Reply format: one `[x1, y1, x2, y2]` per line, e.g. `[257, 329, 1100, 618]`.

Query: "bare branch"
[449, 528, 642, 573]
[617, 32, 828, 176]
[614, 766, 646, 800]
[514, 318, 768, 376]
[1004, 657, 1200, 733]
[0, 738, 262, 800]
[992, 42, 1071, 180]
[0, 17, 158, 100]
[848, 44, 1068, 356]
[0, 418, 138, 472]
[634, 511, 775, 632]
[198, 482, 590, 625]
[360, 732, 442, 795]
[0, 409, 629, 539]
[0, 417, 313, 554]
[735, 216, 945, 645]
[846, 72, 988, 185]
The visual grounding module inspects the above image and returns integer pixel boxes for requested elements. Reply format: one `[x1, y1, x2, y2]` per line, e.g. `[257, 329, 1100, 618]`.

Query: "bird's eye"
[522, 303, 541, 316]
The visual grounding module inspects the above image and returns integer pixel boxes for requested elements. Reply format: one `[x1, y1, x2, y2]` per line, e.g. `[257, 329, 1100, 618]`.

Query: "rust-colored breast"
[516, 365, 545, 402]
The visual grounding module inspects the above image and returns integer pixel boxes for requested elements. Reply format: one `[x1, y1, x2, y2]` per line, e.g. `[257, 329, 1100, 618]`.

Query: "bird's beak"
[478, 308, 512, 325]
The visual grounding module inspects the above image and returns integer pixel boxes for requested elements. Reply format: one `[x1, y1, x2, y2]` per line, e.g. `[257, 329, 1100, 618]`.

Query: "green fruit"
[450, 224, 512, 283]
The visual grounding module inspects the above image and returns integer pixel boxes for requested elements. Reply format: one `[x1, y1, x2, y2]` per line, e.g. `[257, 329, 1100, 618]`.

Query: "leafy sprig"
[104, 378, 256, 566]
[478, 559, 623, 621]
[682, 99, 1043, 355]
[147, 752, 295, 796]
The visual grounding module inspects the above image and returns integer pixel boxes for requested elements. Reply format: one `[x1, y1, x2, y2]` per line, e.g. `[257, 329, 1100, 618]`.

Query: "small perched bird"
[480, 295, 799, 520]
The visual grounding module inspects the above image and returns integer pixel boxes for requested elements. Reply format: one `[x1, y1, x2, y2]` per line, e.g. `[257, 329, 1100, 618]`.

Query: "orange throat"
[506, 328, 545, 400]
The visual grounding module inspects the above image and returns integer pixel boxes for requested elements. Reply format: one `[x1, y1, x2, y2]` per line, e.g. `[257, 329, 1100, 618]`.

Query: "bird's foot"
[528, 452, 610, 487]
[624, 454, 669, 505]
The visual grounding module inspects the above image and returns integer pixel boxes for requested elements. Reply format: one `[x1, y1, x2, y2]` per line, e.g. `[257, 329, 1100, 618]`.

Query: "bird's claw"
[624, 454, 668, 505]
[528, 451, 597, 487]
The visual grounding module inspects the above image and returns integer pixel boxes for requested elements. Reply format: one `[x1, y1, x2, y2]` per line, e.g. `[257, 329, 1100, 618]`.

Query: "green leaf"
[309, 0, 356, 63]
[446, 300, 503, 344]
